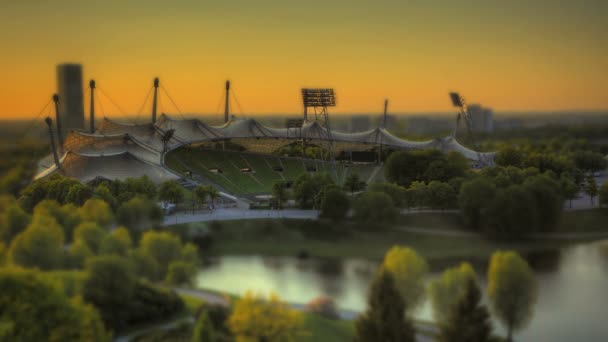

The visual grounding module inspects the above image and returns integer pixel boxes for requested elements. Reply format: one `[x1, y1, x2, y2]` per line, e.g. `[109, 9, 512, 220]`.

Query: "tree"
[487, 251, 538, 342]
[67, 240, 94, 269]
[99, 227, 132, 257]
[572, 151, 607, 173]
[94, 183, 117, 210]
[429, 262, 477, 324]
[355, 270, 415, 342]
[159, 180, 184, 207]
[385, 149, 443, 186]
[79, 198, 114, 228]
[272, 180, 288, 209]
[484, 185, 537, 238]
[207, 186, 219, 210]
[33, 200, 81, 241]
[74, 222, 107, 254]
[192, 312, 216, 342]
[166, 260, 197, 286]
[584, 175, 599, 206]
[458, 178, 497, 230]
[353, 191, 398, 223]
[65, 183, 93, 206]
[0, 200, 30, 244]
[368, 183, 408, 207]
[560, 174, 579, 208]
[9, 214, 65, 270]
[293, 173, 335, 209]
[139, 231, 183, 280]
[523, 175, 563, 232]
[228, 291, 303, 342]
[116, 196, 163, 231]
[439, 278, 493, 342]
[381, 246, 429, 311]
[82, 255, 137, 332]
[495, 145, 523, 168]
[0, 268, 110, 342]
[599, 181, 608, 207]
[427, 181, 457, 210]
[193, 185, 209, 210]
[343, 173, 366, 196]
[320, 188, 350, 221]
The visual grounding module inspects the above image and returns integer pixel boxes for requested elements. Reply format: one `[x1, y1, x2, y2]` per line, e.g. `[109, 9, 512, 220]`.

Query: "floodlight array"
[301, 88, 336, 107]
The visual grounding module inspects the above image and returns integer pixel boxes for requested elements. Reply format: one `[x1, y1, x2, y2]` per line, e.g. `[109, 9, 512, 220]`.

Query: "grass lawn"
[297, 314, 355, 342]
[556, 209, 608, 232]
[167, 214, 584, 263]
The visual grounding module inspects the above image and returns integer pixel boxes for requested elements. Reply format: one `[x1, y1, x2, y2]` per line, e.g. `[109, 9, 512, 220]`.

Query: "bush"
[353, 191, 397, 223]
[305, 296, 340, 319]
[165, 261, 197, 286]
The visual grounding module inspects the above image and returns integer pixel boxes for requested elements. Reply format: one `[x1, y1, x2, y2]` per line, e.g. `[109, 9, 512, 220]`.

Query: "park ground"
[165, 209, 608, 264]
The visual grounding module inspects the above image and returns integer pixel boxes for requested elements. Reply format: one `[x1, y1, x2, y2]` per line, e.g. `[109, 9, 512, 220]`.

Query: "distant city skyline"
[0, 1, 607, 119]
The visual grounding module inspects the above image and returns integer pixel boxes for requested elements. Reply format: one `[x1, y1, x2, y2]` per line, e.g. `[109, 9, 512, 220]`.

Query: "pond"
[195, 240, 608, 341]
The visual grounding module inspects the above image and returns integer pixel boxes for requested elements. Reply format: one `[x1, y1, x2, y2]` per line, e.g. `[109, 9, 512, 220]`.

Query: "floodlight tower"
[224, 80, 230, 123]
[449, 92, 484, 165]
[152, 77, 159, 124]
[301, 88, 337, 163]
[382, 99, 389, 129]
[160, 128, 176, 165]
[45, 117, 60, 168]
[89, 80, 96, 133]
[52, 94, 64, 148]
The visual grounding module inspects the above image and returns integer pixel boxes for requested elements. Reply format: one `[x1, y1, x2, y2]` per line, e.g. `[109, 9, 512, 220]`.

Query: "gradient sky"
[0, 0, 606, 119]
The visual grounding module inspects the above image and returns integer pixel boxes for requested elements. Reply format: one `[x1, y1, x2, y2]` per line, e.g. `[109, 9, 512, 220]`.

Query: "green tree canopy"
[353, 191, 398, 223]
[158, 180, 184, 205]
[381, 246, 429, 311]
[355, 270, 415, 342]
[0, 198, 30, 244]
[139, 231, 183, 280]
[228, 291, 303, 342]
[272, 180, 289, 209]
[82, 255, 137, 332]
[79, 198, 114, 228]
[487, 251, 538, 342]
[9, 214, 65, 270]
[428, 262, 477, 323]
[74, 222, 107, 254]
[0, 268, 110, 341]
[320, 188, 350, 222]
[116, 196, 163, 231]
[343, 173, 366, 196]
[439, 278, 493, 342]
[458, 178, 497, 230]
[584, 175, 599, 206]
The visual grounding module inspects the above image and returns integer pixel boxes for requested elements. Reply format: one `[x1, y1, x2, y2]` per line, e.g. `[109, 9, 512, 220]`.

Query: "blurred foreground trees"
[439, 278, 493, 342]
[0, 268, 110, 341]
[228, 291, 303, 342]
[355, 270, 415, 342]
[381, 246, 429, 312]
[487, 251, 538, 342]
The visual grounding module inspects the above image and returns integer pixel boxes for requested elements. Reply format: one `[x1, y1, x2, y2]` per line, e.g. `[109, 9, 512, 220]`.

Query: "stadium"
[36, 77, 495, 206]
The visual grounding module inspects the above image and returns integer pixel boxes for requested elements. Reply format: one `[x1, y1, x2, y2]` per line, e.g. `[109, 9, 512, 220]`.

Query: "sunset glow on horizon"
[0, 0, 606, 119]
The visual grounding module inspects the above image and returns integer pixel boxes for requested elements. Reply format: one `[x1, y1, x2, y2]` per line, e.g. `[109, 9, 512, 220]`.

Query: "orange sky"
[0, 1, 607, 119]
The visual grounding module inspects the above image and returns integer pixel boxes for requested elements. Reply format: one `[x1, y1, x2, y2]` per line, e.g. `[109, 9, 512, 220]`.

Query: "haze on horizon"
[0, 0, 606, 119]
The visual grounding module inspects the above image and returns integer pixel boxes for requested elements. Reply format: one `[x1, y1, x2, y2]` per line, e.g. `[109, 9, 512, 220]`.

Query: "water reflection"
[196, 240, 608, 341]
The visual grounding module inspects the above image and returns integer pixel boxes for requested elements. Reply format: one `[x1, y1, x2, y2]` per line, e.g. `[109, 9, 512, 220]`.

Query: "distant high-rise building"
[467, 104, 494, 133]
[406, 117, 453, 135]
[56, 63, 85, 137]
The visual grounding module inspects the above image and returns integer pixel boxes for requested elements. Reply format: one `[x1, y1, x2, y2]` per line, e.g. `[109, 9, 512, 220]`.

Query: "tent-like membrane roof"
[37, 114, 494, 185]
